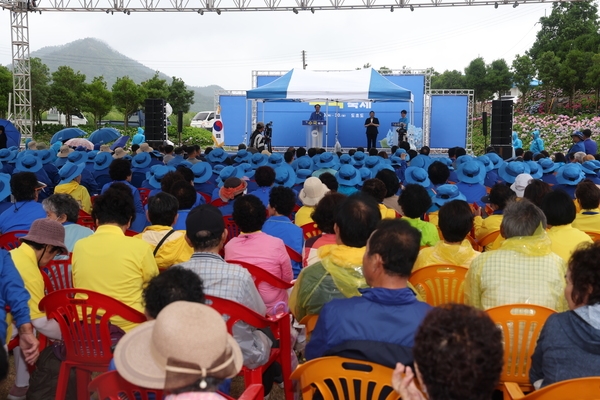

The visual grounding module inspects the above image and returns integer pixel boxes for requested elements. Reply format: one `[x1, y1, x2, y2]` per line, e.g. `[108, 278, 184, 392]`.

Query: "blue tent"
[0, 119, 22, 148]
[246, 68, 413, 102]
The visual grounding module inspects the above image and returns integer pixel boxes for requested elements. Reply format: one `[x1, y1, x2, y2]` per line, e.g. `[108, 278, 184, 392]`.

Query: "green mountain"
[29, 37, 222, 112]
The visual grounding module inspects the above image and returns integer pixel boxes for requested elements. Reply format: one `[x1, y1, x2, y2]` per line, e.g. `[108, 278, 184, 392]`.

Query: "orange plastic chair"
[466, 234, 483, 252]
[38, 288, 147, 400]
[88, 370, 164, 400]
[585, 231, 600, 242]
[77, 210, 96, 231]
[138, 188, 151, 207]
[299, 314, 319, 342]
[503, 377, 600, 399]
[223, 215, 240, 244]
[0, 230, 27, 251]
[40, 255, 73, 294]
[408, 265, 469, 306]
[479, 230, 501, 248]
[290, 356, 400, 400]
[228, 260, 293, 290]
[285, 245, 302, 263]
[205, 295, 294, 400]
[486, 304, 556, 397]
[301, 222, 321, 241]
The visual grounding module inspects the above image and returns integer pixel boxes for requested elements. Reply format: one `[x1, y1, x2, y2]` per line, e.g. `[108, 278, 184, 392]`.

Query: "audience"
[523, 178, 552, 207]
[376, 169, 402, 215]
[0, 172, 46, 234]
[573, 180, 600, 234]
[474, 183, 516, 250]
[54, 161, 92, 214]
[398, 184, 440, 246]
[295, 177, 329, 227]
[361, 179, 396, 219]
[41, 193, 94, 253]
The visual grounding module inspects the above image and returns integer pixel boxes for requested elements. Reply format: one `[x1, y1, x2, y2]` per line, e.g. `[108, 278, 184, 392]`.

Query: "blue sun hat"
[268, 153, 285, 167]
[217, 165, 244, 188]
[132, 152, 152, 169]
[149, 165, 176, 189]
[237, 162, 255, 179]
[295, 156, 314, 172]
[94, 152, 113, 171]
[250, 153, 268, 169]
[67, 151, 87, 165]
[315, 152, 338, 170]
[58, 161, 86, 184]
[212, 164, 225, 175]
[409, 154, 431, 170]
[556, 164, 585, 186]
[436, 157, 454, 170]
[353, 151, 367, 167]
[39, 149, 55, 165]
[206, 147, 228, 164]
[371, 163, 395, 177]
[390, 156, 403, 167]
[274, 166, 297, 188]
[234, 149, 252, 164]
[394, 148, 411, 162]
[364, 155, 382, 169]
[525, 161, 543, 179]
[538, 158, 558, 174]
[86, 150, 99, 162]
[433, 184, 467, 207]
[358, 167, 372, 187]
[178, 161, 194, 169]
[0, 173, 11, 202]
[191, 162, 213, 184]
[404, 166, 431, 187]
[456, 161, 486, 185]
[476, 155, 494, 173]
[581, 160, 600, 175]
[339, 154, 354, 165]
[498, 161, 531, 184]
[0, 149, 15, 163]
[485, 152, 504, 170]
[15, 153, 42, 173]
[295, 169, 313, 185]
[454, 155, 475, 170]
[336, 164, 362, 187]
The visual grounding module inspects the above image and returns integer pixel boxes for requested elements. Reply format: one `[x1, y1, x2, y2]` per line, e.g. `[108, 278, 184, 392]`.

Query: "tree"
[82, 76, 112, 126]
[49, 66, 86, 127]
[0, 66, 12, 119]
[535, 51, 561, 113]
[464, 57, 489, 113]
[528, 1, 600, 62]
[30, 58, 51, 126]
[586, 54, 600, 110]
[557, 49, 592, 114]
[486, 59, 513, 99]
[431, 70, 466, 89]
[141, 72, 169, 99]
[112, 76, 145, 128]
[511, 54, 536, 100]
[168, 77, 195, 113]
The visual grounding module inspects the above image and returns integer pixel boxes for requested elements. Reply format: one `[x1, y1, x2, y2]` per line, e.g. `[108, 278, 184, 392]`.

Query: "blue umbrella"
[0, 119, 22, 148]
[50, 128, 86, 144]
[110, 135, 130, 150]
[88, 127, 121, 145]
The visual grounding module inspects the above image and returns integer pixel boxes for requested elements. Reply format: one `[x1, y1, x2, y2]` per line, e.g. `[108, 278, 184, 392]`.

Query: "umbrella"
[0, 119, 22, 148]
[88, 127, 121, 145]
[110, 135, 130, 150]
[65, 138, 94, 150]
[50, 128, 86, 144]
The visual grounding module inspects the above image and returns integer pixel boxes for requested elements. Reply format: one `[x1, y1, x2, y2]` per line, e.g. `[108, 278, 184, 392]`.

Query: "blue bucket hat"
[394, 148, 411, 162]
[485, 152, 504, 170]
[212, 164, 225, 175]
[315, 152, 338, 169]
[525, 161, 543, 179]
[67, 151, 87, 165]
[237, 163, 255, 179]
[571, 131, 585, 140]
[16, 153, 42, 173]
[191, 162, 213, 184]
[274, 166, 297, 188]
[358, 167, 372, 186]
[372, 163, 394, 177]
[268, 153, 284, 167]
[404, 166, 431, 187]
[94, 152, 113, 171]
[0, 173, 11, 202]
[410, 155, 431, 170]
[178, 161, 193, 169]
[456, 161, 486, 185]
[39, 149, 55, 165]
[250, 153, 268, 169]
[538, 158, 558, 174]
[339, 154, 354, 165]
[435, 157, 454, 170]
[556, 164, 585, 186]
[476, 155, 493, 172]
[86, 150, 99, 162]
[58, 161, 86, 184]
[149, 165, 176, 189]
[364, 155, 382, 169]
[234, 149, 252, 164]
[132, 152, 152, 169]
[217, 165, 244, 187]
[295, 169, 313, 185]
[295, 156, 314, 171]
[353, 151, 367, 167]
[390, 156, 403, 166]
[498, 161, 531, 184]
[433, 184, 467, 207]
[0, 149, 15, 163]
[454, 155, 475, 169]
[206, 148, 228, 164]
[336, 164, 362, 187]
[581, 160, 600, 175]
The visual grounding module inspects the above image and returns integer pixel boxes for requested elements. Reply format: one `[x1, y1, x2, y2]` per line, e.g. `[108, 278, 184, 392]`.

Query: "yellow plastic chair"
[504, 377, 600, 399]
[290, 356, 400, 400]
[408, 264, 468, 306]
[299, 314, 319, 342]
[486, 304, 556, 398]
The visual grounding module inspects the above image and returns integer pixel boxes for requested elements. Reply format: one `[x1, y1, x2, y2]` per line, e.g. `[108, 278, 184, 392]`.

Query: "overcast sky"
[0, 3, 552, 90]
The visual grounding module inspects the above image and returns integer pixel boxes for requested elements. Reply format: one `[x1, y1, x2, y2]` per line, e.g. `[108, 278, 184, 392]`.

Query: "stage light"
[410, 4, 414, 11]
[311, 6, 315, 13]
[216, 8, 221, 14]
[198, 9, 203, 13]
[293, 7, 298, 13]
[513, 1, 518, 7]
[494, 1, 498, 7]
[390, 5, 394, 11]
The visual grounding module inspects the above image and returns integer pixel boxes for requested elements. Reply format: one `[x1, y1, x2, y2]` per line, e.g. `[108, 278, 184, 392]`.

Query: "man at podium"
[310, 104, 325, 121]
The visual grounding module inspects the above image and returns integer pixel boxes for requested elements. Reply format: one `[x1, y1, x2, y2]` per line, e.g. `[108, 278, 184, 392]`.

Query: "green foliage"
[586, 54, 600, 110]
[431, 70, 466, 89]
[535, 51, 562, 112]
[167, 126, 213, 147]
[557, 50, 593, 113]
[30, 58, 51, 126]
[112, 76, 145, 128]
[465, 57, 489, 111]
[168, 77, 195, 113]
[141, 72, 169, 99]
[485, 59, 513, 98]
[49, 66, 86, 127]
[82, 76, 112, 125]
[0, 65, 12, 119]
[511, 55, 536, 99]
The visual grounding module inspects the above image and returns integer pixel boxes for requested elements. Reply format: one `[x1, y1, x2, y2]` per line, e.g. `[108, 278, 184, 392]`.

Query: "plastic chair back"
[479, 230, 501, 248]
[466, 234, 483, 252]
[301, 222, 321, 241]
[285, 245, 302, 263]
[223, 215, 240, 244]
[299, 314, 319, 342]
[77, 210, 96, 230]
[290, 356, 400, 400]
[138, 188, 151, 207]
[504, 377, 600, 399]
[205, 295, 293, 400]
[585, 231, 600, 242]
[40, 255, 73, 293]
[486, 304, 555, 387]
[88, 370, 164, 400]
[0, 230, 27, 251]
[408, 265, 468, 306]
[228, 260, 293, 290]
[124, 229, 138, 237]
[198, 191, 211, 204]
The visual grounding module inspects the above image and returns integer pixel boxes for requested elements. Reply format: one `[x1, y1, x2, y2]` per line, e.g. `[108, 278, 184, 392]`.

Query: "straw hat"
[21, 219, 67, 255]
[57, 145, 74, 158]
[299, 177, 329, 206]
[136, 143, 154, 154]
[113, 147, 127, 159]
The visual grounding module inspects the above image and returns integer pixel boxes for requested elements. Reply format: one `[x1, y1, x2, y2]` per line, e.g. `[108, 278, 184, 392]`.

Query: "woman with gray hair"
[42, 193, 93, 254]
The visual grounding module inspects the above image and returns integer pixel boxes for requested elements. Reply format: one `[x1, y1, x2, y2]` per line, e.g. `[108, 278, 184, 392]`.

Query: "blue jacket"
[584, 138, 598, 155]
[306, 287, 432, 368]
[530, 308, 600, 387]
[249, 187, 273, 208]
[0, 249, 31, 345]
[0, 201, 46, 234]
[568, 141, 586, 155]
[530, 131, 545, 153]
[262, 216, 303, 278]
[552, 184, 577, 199]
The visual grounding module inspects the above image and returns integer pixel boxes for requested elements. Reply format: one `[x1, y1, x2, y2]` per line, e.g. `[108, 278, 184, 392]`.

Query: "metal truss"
[1, 0, 579, 12]
[428, 88, 474, 155]
[10, 9, 33, 139]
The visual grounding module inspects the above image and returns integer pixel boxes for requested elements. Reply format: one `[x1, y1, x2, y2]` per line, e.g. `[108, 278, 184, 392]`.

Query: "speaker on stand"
[145, 98, 166, 148]
[491, 100, 513, 160]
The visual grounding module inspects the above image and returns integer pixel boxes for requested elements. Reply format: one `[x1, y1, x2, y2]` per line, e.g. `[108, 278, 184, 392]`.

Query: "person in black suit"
[364, 111, 380, 150]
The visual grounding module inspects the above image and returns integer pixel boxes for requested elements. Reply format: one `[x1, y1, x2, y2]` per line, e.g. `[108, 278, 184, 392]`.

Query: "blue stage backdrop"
[219, 95, 251, 146]
[429, 96, 469, 148]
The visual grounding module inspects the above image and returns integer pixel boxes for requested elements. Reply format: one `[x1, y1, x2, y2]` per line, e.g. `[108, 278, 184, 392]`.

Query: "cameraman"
[250, 122, 266, 152]
[397, 109, 408, 143]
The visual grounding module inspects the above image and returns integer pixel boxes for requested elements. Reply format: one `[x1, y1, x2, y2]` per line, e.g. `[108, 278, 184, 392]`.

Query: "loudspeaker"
[145, 98, 166, 141]
[482, 112, 488, 137]
[495, 145, 513, 160]
[491, 100, 513, 146]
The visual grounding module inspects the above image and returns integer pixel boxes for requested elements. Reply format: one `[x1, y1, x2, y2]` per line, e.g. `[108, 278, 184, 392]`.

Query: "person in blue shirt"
[455, 161, 487, 207]
[306, 218, 432, 367]
[512, 131, 523, 150]
[583, 129, 598, 155]
[249, 166, 275, 208]
[530, 130, 545, 153]
[169, 181, 198, 231]
[67, 151, 98, 196]
[397, 109, 409, 143]
[309, 104, 325, 121]
[0, 172, 47, 234]
[553, 164, 585, 199]
[131, 127, 146, 146]
[262, 186, 304, 278]
[569, 131, 587, 157]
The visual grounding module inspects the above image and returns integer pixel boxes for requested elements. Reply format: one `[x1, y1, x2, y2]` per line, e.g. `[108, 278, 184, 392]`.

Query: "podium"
[302, 120, 326, 148]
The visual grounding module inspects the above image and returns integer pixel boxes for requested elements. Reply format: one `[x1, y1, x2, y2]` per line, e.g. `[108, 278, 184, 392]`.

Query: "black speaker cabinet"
[145, 98, 166, 141]
[491, 100, 513, 146]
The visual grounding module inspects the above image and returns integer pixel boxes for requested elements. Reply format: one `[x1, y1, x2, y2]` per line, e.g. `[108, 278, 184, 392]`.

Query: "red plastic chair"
[0, 230, 27, 251]
[124, 229, 138, 237]
[138, 188, 151, 207]
[40, 255, 73, 294]
[88, 370, 164, 400]
[38, 288, 147, 400]
[198, 191, 211, 204]
[300, 222, 321, 241]
[205, 295, 293, 400]
[228, 260, 294, 290]
[223, 215, 240, 244]
[77, 210, 96, 231]
[285, 245, 302, 264]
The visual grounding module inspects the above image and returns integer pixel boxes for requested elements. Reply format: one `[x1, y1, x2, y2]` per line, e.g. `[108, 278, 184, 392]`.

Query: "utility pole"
[302, 50, 307, 70]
